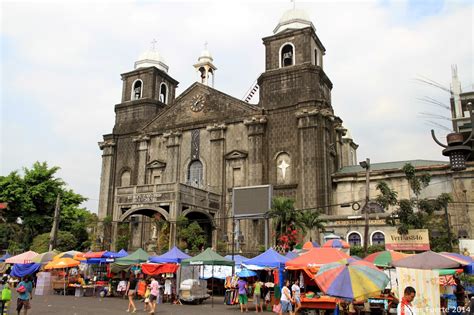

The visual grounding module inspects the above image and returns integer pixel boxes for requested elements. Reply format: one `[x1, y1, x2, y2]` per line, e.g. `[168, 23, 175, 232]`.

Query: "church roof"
[336, 159, 448, 174]
[274, 8, 315, 34]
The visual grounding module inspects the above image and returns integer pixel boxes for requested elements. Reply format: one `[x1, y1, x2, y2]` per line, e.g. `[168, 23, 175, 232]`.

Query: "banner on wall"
[396, 267, 440, 315]
[385, 229, 430, 251]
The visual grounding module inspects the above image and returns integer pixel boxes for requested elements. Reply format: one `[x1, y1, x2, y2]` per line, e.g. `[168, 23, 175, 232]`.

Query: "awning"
[142, 263, 178, 275]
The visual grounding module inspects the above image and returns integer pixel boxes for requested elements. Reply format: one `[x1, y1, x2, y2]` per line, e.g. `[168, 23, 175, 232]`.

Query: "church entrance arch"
[118, 206, 170, 251]
[181, 209, 215, 249]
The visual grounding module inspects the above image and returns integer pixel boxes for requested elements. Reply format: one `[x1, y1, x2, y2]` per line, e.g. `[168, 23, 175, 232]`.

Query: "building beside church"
[98, 7, 473, 252]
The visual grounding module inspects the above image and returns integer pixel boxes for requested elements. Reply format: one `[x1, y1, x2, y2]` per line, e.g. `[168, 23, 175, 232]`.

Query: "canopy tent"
[45, 258, 81, 269]
[54, 250, 82, 260]
[102, 249, 128, 259]
[0, 253, 11, 262]
[142, 263, 179, 275]
[181, 248, 233, 267]
[84, 251, 107, 259]
[224, 254, 248, 266]
[285, 248, 350, 269]
[31, 251, 59, 264]
[285, 251, 299, 259]
[114, 248, 150, 265]
[11, 263, 41, 277]
[5, 251, 38, 264]
[392, 251, 470, 270]
[242, 248, 288, 269]
[181, 248, 234, 307]
[149, 246, 191, 264]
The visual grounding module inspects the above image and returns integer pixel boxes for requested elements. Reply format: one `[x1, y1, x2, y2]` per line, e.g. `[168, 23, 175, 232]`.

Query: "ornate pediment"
[142, 83, 262, 133]
[146, 160, 166, 169]
[225, 150, 248, 160]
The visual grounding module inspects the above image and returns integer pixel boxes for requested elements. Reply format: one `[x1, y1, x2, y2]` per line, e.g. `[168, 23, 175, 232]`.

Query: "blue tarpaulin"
[10, 263, 41, 277]
[102, 249, 128, 259]
[85, 258, 108, 264]
[243, 248, 288, 269]
[149, 246, 190, 263]
[0, 253, 11, 262]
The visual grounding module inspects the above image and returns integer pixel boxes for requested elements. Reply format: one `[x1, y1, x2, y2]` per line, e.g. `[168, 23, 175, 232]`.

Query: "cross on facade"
[151, 39, 158, 51]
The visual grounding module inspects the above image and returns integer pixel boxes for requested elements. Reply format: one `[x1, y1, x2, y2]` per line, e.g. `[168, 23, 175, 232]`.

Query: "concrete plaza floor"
[5, 292, 252, 315]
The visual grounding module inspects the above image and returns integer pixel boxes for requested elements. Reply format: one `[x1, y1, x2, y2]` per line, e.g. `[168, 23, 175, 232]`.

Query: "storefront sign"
[385, 229, 430, 251]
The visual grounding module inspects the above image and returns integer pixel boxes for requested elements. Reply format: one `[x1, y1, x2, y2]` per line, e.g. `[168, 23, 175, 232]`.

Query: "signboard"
[232, 185, 272, 217]
[385, 229, 430, 251]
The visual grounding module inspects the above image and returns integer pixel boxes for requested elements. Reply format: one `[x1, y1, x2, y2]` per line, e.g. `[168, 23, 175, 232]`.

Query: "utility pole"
[360, 158, 371, 256]
[231, 217, 236, 275]
[49, 194, 61, 251]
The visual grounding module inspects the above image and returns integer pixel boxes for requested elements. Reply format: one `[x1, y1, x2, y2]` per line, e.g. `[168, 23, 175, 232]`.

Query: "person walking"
[16, 276, 33, 315]
[237, 277, 249, 313]
[397, 286, 416, 315]
[280, 280, 294, 315]
[1, 280, 12, 315]
[291, 279, 301, 315]
[125, 273, 138, 313]
[253, 280, 263, 313]
[149, 277, 159, 314]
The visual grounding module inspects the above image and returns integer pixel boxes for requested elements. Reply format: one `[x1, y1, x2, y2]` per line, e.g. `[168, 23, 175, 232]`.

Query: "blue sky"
[1, 0, 473, 213]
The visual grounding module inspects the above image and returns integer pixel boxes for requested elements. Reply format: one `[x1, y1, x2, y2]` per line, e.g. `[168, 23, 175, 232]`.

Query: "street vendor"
[397, 286, 416, 315]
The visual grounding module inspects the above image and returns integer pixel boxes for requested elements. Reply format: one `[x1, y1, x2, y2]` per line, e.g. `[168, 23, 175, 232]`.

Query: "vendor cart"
[179, 279, 210, 304]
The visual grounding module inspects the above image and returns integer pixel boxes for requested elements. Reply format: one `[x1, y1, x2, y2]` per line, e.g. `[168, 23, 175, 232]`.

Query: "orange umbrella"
[45, 257, 80, 269]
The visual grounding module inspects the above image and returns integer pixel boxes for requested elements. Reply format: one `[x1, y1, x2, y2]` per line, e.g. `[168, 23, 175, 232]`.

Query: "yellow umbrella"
[45, 257, 80, 269]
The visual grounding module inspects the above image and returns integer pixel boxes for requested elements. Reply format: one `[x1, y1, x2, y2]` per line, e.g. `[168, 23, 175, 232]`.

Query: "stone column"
[163, 131, 182, 183]
[133, 135, 150, 185]
[98, 139, 116, 220]
[244, 116, 267, 185]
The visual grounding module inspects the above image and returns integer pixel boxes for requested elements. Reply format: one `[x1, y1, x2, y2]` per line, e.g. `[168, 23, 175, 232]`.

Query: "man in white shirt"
[397, 286, 416, 315]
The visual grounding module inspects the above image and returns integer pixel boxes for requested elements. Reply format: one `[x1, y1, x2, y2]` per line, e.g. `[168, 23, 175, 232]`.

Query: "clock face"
[190, 94, 205, 112]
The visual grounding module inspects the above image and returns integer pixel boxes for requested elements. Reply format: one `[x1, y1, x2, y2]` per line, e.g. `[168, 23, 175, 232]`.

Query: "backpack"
[2, 286, 11, 301]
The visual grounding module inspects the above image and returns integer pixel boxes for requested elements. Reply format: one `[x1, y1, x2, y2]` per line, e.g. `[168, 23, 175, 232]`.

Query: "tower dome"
[134, 42, 169, 72]
[273, 8, 315, 34]
[198, 48, 213, 63]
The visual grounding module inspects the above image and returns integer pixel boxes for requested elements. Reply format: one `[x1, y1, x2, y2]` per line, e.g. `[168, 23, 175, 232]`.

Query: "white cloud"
[1, 0, 472, 212]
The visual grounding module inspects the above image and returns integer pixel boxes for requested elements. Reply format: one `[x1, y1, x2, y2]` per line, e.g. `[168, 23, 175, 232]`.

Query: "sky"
[1, 0, 473, 213]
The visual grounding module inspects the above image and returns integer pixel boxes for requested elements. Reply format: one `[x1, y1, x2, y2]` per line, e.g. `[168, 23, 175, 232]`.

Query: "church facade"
[97, 8, 359, 251]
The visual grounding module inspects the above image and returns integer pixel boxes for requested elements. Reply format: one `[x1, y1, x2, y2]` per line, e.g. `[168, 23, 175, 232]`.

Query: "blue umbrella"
[237, 269, 257, 278]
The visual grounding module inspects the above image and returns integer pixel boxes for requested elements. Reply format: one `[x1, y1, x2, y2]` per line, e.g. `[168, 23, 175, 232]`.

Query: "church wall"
[148, 135, 167, 166]
[114, 136, 138, 187]
[121, 71, 155, 102]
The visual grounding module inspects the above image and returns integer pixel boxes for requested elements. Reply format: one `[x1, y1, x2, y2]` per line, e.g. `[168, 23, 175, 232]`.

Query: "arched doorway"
[118, 206, 170, 251]
[180, 210, 215, 250]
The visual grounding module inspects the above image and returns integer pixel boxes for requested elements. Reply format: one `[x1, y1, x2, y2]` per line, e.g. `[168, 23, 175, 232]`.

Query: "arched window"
[187, 160, 203, 187]
[159, 83, 168, 104]
[280, 43, 295, 67]
[120, 170, 131, 187]
[347, 232, 361, 247]
[132, 80, 143, 100]
[371, 232, 385, 245]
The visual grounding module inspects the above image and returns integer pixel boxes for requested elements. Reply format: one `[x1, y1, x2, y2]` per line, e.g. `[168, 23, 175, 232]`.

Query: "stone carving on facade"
[98, 139, 116, 150]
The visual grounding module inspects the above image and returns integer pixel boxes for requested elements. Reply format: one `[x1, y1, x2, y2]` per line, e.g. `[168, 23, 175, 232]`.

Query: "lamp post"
[432, 102, 473, 171]
[359, 158, 370, 256]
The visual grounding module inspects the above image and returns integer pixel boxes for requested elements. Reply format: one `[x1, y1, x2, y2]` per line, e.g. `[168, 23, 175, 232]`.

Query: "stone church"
[97, 8, 360, 252]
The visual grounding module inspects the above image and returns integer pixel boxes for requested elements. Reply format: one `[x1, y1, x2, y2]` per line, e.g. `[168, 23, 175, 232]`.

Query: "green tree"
[31, 231, 77, 253]
[269, 197, 299, 239]
[297, 210, 326, 243]
[115, 223, 130, 251]
[376, 163, 454, 251]
[0, 162, 92, 251]
[178, 220, 206, 251]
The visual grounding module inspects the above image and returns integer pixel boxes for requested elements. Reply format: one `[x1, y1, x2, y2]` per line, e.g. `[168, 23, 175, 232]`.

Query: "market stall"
[181, 248, 234, 306]
[5, 250, 38, 264]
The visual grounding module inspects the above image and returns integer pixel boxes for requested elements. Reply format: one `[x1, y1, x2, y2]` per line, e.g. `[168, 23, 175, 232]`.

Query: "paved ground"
[5, 291, 254, 315]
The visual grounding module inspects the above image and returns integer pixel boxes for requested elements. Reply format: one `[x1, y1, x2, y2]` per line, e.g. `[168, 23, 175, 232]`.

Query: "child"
[143, 285, 151, 312]
[1, 281, 12, 315]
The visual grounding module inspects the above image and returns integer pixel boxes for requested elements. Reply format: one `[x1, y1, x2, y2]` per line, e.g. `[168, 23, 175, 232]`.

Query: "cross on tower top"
[151, 39, 158, 51]
[204, 41, 208, 50]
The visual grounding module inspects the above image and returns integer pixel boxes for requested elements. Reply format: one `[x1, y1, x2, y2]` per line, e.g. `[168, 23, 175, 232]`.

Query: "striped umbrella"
[322, 239, 350, 249]
[54, 250, 83, 260]
[440, 252, 474, 265]
[315, 258, 389, 301]
[31, 250, 59, 264]
[364, 250, 409, 268]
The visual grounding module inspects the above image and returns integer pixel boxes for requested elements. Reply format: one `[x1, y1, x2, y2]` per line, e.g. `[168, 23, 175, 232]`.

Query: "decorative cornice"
[243, 115, 267, 126]
[146, 160, 167, 169]
[206, 123, 227, 132]
[98, 139, 116, 150]
[163, 130, 182, 138]
[225, 150, 248, 160]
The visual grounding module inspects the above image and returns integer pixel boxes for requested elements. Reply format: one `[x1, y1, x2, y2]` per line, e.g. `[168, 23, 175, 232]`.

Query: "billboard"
[232, 185, 272, 217]
[385, 229, 430, 251]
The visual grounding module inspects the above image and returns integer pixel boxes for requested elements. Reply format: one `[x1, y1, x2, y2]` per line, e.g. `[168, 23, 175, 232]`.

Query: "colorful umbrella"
[302, 241, 320, 250]
[5, 251, 39, 264]
[315, 258, 389, 301]
[392, 251, 469, 270]
[322, 239, 350, 249]
[237, 269, 257, 278]
[45, 257, 81, 269]
[31, 250, 59, 264]
[54, 250, 82, 260]
[364, 250, 409, 268]
[440, 252, 474, 265]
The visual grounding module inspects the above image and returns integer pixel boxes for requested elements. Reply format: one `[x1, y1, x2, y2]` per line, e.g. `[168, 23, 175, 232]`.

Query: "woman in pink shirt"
[149, 277, 159, 314]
